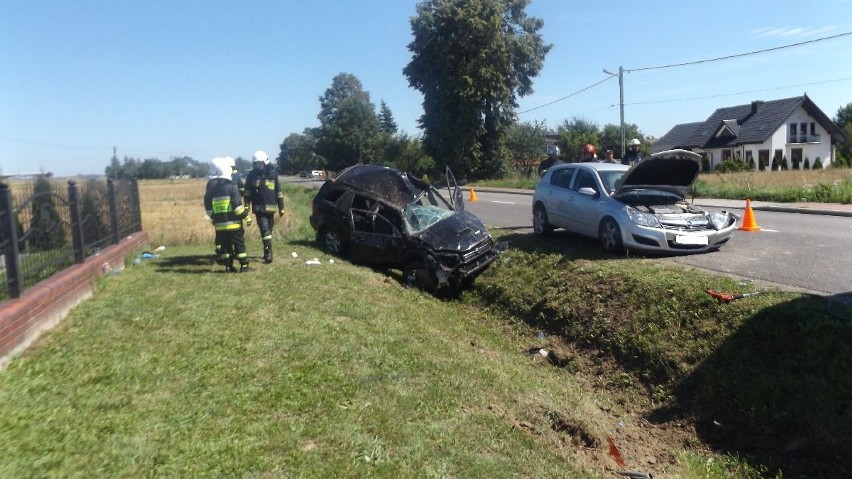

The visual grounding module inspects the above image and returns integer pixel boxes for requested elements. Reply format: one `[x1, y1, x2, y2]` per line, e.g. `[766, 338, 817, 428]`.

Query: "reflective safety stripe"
[214, 221, 242, 231]
[262, 235, 273, 241]
[264, 179, 274, 190]
[211, 196, 232, 214]
[236, 252, 247, 259]
[234, 205, 246, 216]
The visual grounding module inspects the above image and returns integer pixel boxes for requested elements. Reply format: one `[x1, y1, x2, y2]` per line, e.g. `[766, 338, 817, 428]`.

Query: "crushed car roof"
[614, 149, 702, 198]
[333, 164, 420, 207]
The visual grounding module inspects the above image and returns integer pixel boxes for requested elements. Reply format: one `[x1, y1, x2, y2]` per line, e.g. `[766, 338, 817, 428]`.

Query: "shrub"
[804, 157, 810, 169]
[714, 159, 750, 173]
[29, 177, 67, 251]
[813, 157, 822, 169]
[780, 156, 789, 170]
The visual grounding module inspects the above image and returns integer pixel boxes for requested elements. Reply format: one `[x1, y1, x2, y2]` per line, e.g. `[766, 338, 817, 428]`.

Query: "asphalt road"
[464, 189, 852, 297]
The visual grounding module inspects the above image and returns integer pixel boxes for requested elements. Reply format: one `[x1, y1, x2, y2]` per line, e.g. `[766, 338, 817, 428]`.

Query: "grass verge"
[2, 182, 850, 477]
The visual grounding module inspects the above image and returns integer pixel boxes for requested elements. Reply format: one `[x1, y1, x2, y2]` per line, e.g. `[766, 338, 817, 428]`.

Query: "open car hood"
[613, 149, 702, 198]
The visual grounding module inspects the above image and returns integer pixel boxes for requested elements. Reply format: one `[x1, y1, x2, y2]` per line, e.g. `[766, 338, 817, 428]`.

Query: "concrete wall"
[0, 231, 148, 370]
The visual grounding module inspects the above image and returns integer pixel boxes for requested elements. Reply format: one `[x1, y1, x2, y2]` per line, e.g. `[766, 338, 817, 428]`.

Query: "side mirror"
[578, 187, 598, 198]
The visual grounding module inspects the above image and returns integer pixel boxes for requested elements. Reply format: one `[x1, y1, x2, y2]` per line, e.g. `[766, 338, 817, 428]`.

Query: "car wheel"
[532, 204, 554, 237]
[598, 217, 623, 253]
[319, 227, 346, 255]
[403, 260, 439, 293]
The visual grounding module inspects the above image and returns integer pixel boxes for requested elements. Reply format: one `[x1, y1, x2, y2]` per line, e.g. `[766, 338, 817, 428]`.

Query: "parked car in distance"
[532, 149, 738, 254]
[311, 170, 324, 179]
[298, 170, 308, 178]
[310, 164, 503, 292]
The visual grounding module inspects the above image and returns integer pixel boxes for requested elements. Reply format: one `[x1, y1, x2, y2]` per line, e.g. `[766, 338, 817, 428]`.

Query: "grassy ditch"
[1, 180, 849, 477]
[466, 232, 852, 476]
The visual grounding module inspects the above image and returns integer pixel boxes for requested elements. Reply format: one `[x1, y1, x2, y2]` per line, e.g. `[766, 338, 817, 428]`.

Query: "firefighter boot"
[263, 240, 273, 264]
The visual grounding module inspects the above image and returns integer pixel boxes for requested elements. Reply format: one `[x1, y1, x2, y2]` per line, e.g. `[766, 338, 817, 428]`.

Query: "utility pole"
[603, 67, 625, 158]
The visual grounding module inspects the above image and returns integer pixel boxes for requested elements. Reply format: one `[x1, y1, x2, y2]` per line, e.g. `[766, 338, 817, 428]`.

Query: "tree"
[834, 103, 852, 167]
[378, 134, 435, 179]
[29, 176, 66, 251]
[404, 0, 551, 180]
[600, 123, 647, 159]
[315, 73, 380, 171]
[378, 100, 398, 135]
[557, 118, 601, 162]
[278, 128, 323, 174]
[80, 179, 109, 250]
[506, 120, 548, 165]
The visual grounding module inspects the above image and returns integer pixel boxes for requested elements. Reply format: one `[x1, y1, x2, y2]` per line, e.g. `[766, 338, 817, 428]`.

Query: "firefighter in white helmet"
[243, 150, 285, 264]
[205, 157, 252, 272]
[622, 138, 642, 166]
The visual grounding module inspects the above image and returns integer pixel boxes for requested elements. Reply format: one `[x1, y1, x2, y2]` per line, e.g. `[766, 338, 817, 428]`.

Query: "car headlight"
[708, 211, 730, 230]
[627, 206, 661, 228]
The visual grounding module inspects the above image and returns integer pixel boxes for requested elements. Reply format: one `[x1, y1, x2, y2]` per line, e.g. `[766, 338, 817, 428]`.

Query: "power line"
[627, 31, 852, 73]
[627, 75, 852, 106]
[518, 76, 614, 114]
[518, 31, 852, 114]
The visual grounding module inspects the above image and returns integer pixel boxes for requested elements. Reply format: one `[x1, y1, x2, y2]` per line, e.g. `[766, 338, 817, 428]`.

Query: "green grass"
[2, 186, 850, 478]
[0, 243, 604, 478]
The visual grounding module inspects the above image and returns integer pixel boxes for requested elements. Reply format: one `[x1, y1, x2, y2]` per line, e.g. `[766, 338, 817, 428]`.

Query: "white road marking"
[490, 200, 516, 205]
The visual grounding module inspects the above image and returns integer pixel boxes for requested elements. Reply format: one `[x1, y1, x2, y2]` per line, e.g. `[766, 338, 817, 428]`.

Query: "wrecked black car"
[309, 164, 503, 292]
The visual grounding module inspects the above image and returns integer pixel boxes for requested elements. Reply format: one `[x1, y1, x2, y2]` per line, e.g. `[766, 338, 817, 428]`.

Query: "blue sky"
[2, 0, 851, 176]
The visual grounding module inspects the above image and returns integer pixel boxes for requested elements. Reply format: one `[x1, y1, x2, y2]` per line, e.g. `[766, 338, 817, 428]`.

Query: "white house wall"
[706, 105, 834, 170]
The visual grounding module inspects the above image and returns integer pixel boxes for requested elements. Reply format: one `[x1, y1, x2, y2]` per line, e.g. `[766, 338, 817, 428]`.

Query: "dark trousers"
[255, 212, 275, 241]
[215, 228, 248, 267]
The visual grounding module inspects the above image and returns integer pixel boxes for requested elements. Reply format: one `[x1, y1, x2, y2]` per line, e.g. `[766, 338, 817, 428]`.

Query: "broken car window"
[404, 204, 454, 234]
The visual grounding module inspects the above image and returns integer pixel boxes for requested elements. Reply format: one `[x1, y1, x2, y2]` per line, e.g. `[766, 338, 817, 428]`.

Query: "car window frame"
[549, 166, 575, 190]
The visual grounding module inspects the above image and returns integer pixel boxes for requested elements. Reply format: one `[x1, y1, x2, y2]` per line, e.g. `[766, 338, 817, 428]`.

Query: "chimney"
[751, 101, 764, 115]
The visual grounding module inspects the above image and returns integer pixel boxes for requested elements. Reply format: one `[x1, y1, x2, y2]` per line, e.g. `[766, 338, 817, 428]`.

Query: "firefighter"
[243, 150, 285, 264]
[205, 157, 252, 272]
[224, 156, 246, 199]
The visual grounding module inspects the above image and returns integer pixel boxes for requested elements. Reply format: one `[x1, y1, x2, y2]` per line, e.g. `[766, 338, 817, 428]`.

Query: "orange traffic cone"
[469, 185, 479, 202]
[740, 198, 761, 231]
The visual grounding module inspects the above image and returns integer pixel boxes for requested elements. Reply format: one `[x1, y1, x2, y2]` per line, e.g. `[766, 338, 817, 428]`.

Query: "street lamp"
[603, 67, 625, 158]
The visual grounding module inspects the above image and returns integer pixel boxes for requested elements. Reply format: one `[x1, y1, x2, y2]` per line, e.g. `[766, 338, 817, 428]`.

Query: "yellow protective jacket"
[204, 178, 249, 231]
[244, 164, 285, 214]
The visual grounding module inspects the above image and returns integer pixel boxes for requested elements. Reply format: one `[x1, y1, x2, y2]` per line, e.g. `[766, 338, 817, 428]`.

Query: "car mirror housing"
[578, 187, 598, 197]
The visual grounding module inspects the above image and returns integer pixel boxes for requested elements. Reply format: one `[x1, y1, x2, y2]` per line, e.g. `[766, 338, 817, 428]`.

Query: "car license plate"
[675, 235, 708, 245]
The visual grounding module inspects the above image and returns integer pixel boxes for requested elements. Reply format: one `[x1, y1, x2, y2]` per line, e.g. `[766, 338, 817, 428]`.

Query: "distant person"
[205, 157, 252, 273]
[538, 145, 561, 176]
[244, 150, 285, 264]
[581, 143, 597, 162]
[603, 149, 616, 163]
[622, 138, 642, 166]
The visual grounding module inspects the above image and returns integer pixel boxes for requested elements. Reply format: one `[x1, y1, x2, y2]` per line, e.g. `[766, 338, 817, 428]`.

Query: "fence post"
[131, 178, 142, 232]
[67, 180, 85, 264]
[107, 179, 119, 244]
[0, 182, 22, 299]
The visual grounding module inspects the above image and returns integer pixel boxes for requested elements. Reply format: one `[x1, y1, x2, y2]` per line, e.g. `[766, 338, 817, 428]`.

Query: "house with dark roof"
[652, 94, 847, 170]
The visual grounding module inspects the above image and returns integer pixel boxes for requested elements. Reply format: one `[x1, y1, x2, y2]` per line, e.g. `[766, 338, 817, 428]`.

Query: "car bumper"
[621, 222, 738, 254]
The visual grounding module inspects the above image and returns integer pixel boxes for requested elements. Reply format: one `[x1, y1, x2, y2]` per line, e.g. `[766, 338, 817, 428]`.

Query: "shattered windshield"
[404, 188, 455, 234]
[404, 204, 454, 234]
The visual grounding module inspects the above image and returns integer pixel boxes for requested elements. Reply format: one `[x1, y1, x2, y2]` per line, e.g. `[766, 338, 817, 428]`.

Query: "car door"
[568, 168, 603, 237]
[543, 166, 576, 228]
[349, 195, 404, 264]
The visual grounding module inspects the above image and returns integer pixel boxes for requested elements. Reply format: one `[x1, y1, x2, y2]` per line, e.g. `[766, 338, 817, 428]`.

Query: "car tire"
[599, 217, 623, 253]
[319, 226, 347, 255]
[532, 204, 554, 237]
[403, 260, 439, 293]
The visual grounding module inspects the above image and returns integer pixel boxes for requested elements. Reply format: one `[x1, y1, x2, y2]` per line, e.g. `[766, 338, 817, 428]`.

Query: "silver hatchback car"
[532, 149, 739, 254]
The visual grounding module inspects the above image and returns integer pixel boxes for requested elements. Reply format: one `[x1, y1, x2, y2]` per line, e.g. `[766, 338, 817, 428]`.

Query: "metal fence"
[0, 177, 142, 300]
